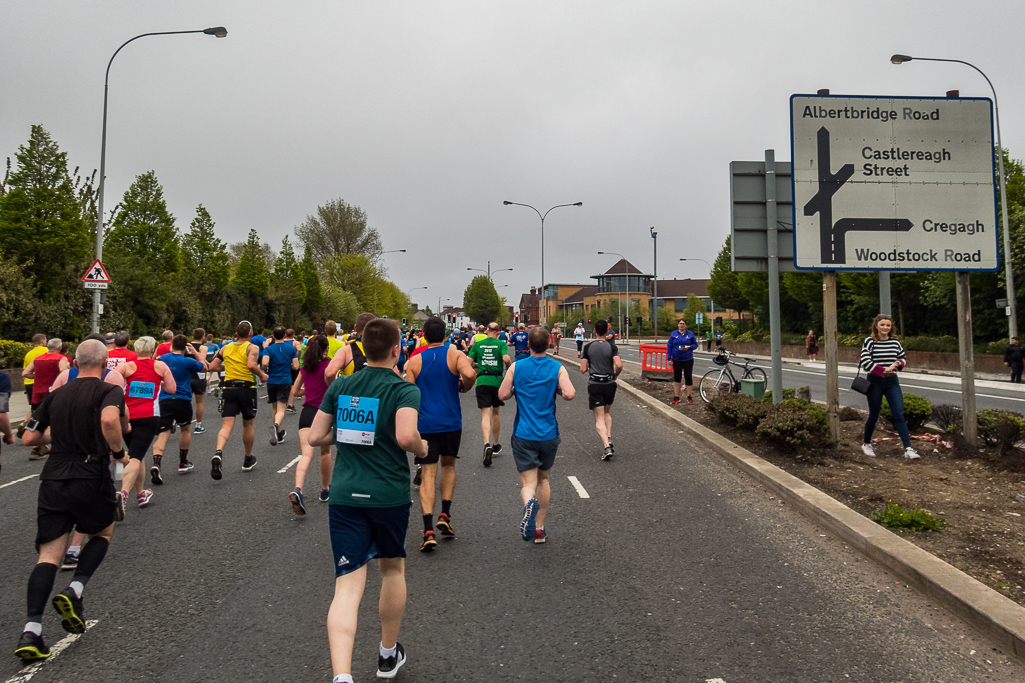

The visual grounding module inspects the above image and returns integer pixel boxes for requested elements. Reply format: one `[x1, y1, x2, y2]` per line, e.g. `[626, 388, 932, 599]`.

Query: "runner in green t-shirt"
[467, 322, 511, 467]
[308, 318, 427, 680]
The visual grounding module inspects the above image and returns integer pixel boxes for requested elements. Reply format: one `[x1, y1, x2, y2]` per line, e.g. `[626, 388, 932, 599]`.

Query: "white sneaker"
[904, 447, 921, 460]
[861, 443, 876, 457]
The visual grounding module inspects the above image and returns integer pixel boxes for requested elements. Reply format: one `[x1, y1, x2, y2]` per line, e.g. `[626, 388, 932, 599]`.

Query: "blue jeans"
[864, 375, 911, 448]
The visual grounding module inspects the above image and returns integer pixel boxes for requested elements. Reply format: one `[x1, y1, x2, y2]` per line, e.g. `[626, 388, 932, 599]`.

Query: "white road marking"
[567, 476, 590, 499]
[0, 474, 37, 490]
[6, 620, 99, 683]
[706, 679, 726, 683]
[277, 454, 302, 473]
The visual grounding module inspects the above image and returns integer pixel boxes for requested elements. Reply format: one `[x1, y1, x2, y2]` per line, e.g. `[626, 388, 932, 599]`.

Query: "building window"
[675, 298, 685, 313]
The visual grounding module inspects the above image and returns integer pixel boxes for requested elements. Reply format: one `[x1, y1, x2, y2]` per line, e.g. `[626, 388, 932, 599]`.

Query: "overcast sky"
[3, 1, 1022, 312]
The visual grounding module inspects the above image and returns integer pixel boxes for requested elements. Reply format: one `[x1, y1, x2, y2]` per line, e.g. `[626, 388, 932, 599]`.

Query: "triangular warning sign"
[81, 259, 111, 283]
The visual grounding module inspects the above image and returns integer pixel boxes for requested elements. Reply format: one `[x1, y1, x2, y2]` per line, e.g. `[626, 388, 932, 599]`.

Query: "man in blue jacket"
[667, 319, 698, 404]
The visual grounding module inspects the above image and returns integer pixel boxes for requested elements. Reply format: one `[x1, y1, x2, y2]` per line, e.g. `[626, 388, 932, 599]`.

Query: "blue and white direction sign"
[790, 94, 999, 271]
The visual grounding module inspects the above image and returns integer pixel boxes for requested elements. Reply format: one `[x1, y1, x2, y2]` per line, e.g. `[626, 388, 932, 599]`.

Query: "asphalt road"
[1, 363, 1023, 682]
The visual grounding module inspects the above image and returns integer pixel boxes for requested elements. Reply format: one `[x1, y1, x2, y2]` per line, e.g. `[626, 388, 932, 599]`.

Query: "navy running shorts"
[511, 434, 561, 472]
[415, 430, 461, 465]
[329, 503, 411, 577]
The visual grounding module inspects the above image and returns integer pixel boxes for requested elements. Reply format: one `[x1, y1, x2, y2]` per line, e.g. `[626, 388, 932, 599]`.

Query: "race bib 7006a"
[335, 395, 379, 446]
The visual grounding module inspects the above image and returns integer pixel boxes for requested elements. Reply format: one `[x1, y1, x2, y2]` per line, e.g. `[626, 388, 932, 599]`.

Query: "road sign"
[695, 312, 704, 325]
[791, 94, 999, 271]
[83, 281, 108, 290]
[997, 298, 1009, 308]
[730, 160, 797, 273]
[81, 259, 112, 284]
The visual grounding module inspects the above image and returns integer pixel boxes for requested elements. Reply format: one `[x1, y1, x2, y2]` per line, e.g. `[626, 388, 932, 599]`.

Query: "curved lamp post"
[91, 26, 228, 333]
[891, 54, 1017, 338]
[503, 200, 582, 326]
[374, 249, 406, 314]
[467, 261, 513, 280]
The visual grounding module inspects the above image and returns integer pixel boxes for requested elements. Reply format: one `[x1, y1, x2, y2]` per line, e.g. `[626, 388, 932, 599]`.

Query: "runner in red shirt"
[22, 339, 69, 460]
[154, 330, 174, 358]
[105, 330, 137, 370]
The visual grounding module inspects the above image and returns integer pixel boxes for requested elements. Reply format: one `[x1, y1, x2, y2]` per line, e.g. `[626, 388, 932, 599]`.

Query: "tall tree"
[463, 275, 504, 324]
[295, 198, 382, 263]
[233, 229, 271, 297]
[300, 244, 323, 317]
[181, 204, 230, 290]
[0, 125, 92, 293]
[271, 235, 306, 327]
[323, 253, 378, 310]
[105, 170, 180, 274]
[707, 235, 749, 316]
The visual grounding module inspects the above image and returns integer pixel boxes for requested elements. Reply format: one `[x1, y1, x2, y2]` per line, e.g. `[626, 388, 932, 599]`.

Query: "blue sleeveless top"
[68, 368, 110, 382]
[512, 355, 561, 441]
[415, 345, 462, 434]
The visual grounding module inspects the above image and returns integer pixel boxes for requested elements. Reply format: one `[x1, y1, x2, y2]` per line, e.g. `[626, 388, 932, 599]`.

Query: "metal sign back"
[730, 160, 797, 273]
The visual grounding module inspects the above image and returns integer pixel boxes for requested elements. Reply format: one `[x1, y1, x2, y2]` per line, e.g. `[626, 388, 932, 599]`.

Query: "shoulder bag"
[851, 340, 873, 395]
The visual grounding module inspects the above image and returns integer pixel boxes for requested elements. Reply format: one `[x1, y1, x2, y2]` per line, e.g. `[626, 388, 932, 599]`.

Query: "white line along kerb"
[567, 476, 590, 499]
[5, 620, 99, 683]
[277, 455, 302, 474]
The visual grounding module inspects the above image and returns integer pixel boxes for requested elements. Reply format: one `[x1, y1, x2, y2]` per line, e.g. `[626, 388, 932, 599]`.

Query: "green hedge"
[881, 393, 932, 431]
[0, 340, 33, 369]
[726, 330, 1007, 354]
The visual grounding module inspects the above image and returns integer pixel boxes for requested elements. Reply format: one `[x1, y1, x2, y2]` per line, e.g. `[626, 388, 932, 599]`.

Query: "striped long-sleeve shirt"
[859, 337, 907, 374]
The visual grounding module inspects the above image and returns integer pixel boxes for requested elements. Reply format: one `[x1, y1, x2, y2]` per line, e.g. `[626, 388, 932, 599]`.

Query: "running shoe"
[60, 552, 79, 571]
[687, 396, 694, 404]
[14, 631, 49, 661]
[285, 405, 297, 414]
[319, 489, 330, 503]
[519, 498, 538, 541]
[178, 460, 195, 474]
[277, 429, 286, 444]
[211, 451, 223, 480]
[15, 420, 26, 439]
[270, 423, 280, 446]
[608, 440, 614, 454]
[242, 455, 258, 471]
[671, 397, 682, 405]
[193, 423, 206, 434]
[52, 588, 85, 634]
[137, 489, 153, 507]
[150, 462, 163, 486]
[861, 443, 876, 457]
[377, 642, 406, 679]
[602, 446, 614, 461]
[29, 447, 48, 460]
[413, 465, 422, 487]
[483, 444, 493, 468]
[289, 487, 307, 516]
[492, 443, 503, 455]
[419, 530, 437, 552]
[533, 528, 547, 544]
[436, 512, 455, 537]
[115, 490, 126, 521]
[904, 447, 921, 460]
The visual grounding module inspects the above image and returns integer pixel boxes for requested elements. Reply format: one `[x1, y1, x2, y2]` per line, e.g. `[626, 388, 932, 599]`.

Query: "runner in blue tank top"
[498, 327, 576, 544]
[404, 317, 476, 552]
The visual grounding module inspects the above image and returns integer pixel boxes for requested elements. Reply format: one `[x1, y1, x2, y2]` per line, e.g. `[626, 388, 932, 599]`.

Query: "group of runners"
[6, 313, 627, 682]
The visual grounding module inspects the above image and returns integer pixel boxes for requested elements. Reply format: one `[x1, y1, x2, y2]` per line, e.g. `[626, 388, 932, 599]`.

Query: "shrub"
[978, 338, 1010, 355]
[762, 388, 796, 403]
[755, 403, 820, 450]
[901, 335, 959, 353]
[976, 409, 1025, 450]
[708, 393, 768, 430]
[0, 340, 32, 369]
[838, 406, 862, 421]
[781, 398, 828, 433]
[871, 502, 947, 531]
[931, 404, 963, 431]
[881, 393, 932, 431]
[796, 385, 811, 401]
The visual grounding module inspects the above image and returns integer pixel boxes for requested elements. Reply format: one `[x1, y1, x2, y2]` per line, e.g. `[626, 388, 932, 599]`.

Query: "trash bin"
[740, 377, 766, 400]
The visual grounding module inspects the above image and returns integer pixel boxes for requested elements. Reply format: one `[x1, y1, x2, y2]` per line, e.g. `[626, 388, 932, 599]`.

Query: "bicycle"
[698, 350, 767, 403]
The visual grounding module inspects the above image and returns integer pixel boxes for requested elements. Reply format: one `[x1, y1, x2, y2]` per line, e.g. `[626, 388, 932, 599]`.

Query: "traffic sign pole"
[765, 149, 784, 404]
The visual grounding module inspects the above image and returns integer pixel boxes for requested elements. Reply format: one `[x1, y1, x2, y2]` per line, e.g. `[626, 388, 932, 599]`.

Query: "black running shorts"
[221, 387, 257, 420]
[125, 416, 161, 459]
[475, 384, 504, 409]
[415, 430, 462, 465]
[266, 383, 292, 405]
[298, 404, 320, 430]
[190, 378, 207, 396]
[36, 478, 117, 548]
[672, 359, 694, 385]
[587, 382, 617, 408]
[159, 398, 193, 432]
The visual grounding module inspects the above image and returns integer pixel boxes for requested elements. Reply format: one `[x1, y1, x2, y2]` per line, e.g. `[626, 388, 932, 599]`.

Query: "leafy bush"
[762, 388, 796, 403]
[708, 393, 768, 430]
[931, 404, 963, 431]
[755, 403, 820, 450]
[781, 398, 828, 432]
[0, 340, 32, 369]
[901, 335, 959, 353]
[836, 333, 864, 348]
[977, 338, 1010, 355]
[881, 393, 932, 431]
[871, 502, 947, 532]
[976, 409, 1025, 450]
[838, 406, 862, 421]
[796, 385, 811, 401]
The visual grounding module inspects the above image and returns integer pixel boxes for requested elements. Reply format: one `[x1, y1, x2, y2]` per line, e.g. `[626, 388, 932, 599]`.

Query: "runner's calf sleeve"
[72, 537, 110, 587]
[423, 514, 433, 533]
[26, 562, 59, 622]
[180, 449, 189, 463]
[442, 500, 452, 516]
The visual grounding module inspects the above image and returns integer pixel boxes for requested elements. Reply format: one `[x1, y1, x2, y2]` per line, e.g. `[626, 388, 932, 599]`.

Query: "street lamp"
[467, 261, 513, 280]
[374, 249, 406, 315]
[681, 257, 714, 340]
[91, 26, 228, 334]
[891, 54, 1017, 338]
[503, 200, 582, 327]
[598, 251, 628, 344]
[405, 286, 426, 317]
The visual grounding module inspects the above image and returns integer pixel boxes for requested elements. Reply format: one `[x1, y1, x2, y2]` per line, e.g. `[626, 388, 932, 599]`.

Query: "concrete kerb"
[551, 354, 1025, 661]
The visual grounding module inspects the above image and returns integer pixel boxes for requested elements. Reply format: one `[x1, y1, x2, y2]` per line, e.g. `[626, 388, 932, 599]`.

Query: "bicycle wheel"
[745, 367, 767, 382]
[699, 369, 734, 403]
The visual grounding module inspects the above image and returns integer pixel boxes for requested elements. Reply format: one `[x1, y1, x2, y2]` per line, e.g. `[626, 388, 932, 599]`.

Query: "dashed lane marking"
[277, 454, 302, 474]
[5, 620, 99, 683]
[567, 476, 590, 499]
[706, 679, 726, 683]
[0, 474, 38, 490]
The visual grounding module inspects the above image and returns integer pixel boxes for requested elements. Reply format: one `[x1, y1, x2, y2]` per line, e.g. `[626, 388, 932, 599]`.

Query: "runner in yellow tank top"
[207, 321, 268, 479]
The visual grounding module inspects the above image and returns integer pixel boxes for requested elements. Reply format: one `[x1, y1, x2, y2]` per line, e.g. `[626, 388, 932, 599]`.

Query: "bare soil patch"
[628, 378, 1025, 607]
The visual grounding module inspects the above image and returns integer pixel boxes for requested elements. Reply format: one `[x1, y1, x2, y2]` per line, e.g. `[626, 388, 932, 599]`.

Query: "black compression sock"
[179, 449, 189, 464]
[423, 514, 433, 533]
[26, 563, 59, 622]
[72, 537, 110, 586]
[441, 500, 452, 516]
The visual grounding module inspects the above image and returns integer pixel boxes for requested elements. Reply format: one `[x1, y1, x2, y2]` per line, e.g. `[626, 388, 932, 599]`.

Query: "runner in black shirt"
[15, 340, 129, 662]
[580, 319, 622, 461]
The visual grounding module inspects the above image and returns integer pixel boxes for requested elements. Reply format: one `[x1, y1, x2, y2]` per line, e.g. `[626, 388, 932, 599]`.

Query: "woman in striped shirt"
[860, 314, 920, 460]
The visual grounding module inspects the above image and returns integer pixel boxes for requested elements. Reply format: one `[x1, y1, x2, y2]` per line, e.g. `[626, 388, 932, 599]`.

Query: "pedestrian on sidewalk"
[806, 330, 819, 362]
[667, 319, 698, 404]
[859, 314, 920, 460]
[574, 322, 585, 358]
[1004, 337, 1023, 383]
[498, 327, 576, 544]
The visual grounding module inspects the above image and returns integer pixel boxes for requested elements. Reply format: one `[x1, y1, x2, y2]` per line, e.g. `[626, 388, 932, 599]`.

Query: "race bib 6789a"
[336, 395, 379, 446]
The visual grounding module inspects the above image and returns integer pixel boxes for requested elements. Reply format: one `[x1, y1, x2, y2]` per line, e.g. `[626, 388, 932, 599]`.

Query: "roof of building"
[561, 285, 599, 304]
[591, 258, 651, 279]
[655, 278, 710, 298]
[518, 292, 537, 310]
